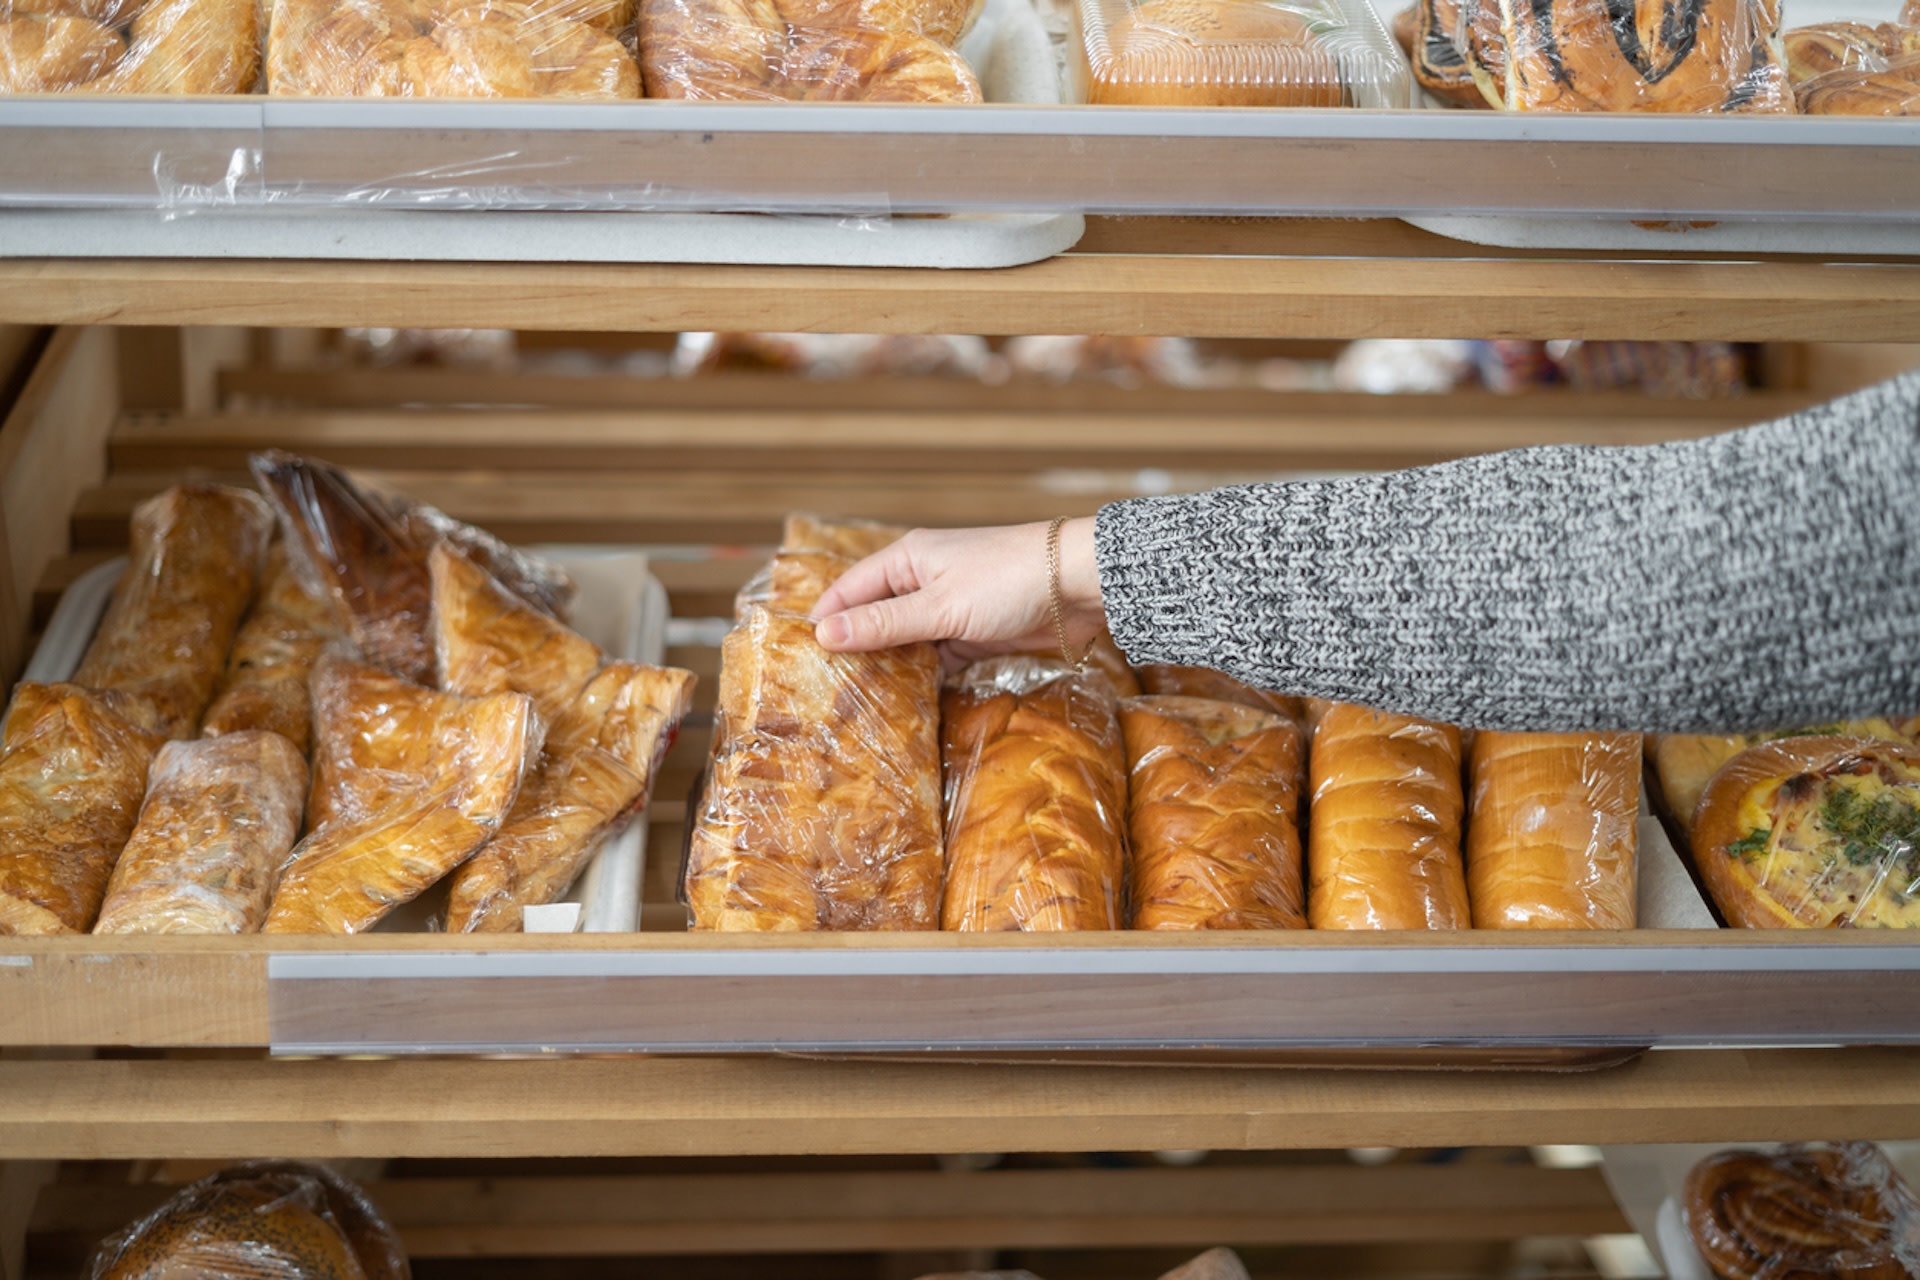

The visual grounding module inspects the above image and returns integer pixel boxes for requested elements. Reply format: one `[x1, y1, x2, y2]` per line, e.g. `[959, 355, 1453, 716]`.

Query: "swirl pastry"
[1798, 61, 1920, 114]
[1683, 1143, 1919, 1280]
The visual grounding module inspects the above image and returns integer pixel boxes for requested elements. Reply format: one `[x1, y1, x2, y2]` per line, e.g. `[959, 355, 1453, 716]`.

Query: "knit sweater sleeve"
[1094, 369, 1920, 734]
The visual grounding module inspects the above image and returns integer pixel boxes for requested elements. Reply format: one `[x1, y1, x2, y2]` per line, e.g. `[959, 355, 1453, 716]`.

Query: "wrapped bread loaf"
[1650, 718, 1909, 838]
[0, 0, 260, 93]
[262, 654, 536, 933]
[93, 731, 307, 935]
[1077, 0, 1351, 106]
[1692, 735, 1920, 929]
[1683, 1143, 1920, 1280]
[200, 542, 344, 754]
[73, 483, 274, 741]
[1307, 703, 1469, 930]
[0, 683, 162, 935]
[942, 657, 1128, 932]
[1133, 663, 1302, 722]
[1120, 694, 1305, 930]
[1466, 730, 1641, 929]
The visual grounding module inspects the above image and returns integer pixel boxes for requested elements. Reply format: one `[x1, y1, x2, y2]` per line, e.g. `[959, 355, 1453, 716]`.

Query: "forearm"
[1096, 370, 1920, 734]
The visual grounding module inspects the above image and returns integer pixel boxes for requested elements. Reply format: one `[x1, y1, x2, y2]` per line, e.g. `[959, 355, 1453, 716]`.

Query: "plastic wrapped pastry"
[251, 450, 573, 684]
[1462, 0, 1791, 112]
[1466, 730, 1641, 929]
[448, 661, 695, 931]
[1410, 0, 1493, 104]
[1120, 694, 1305, 930]
[73, 483, 274, 741]
[1692, 735, 1920, 929]
[1133, 663, 1303, 723]
[686, 604, 942, 930]
[0, 13, 124, 90]
[781, 511, 906, 561]
[87, 1160, 409, 1280]
[1015, 631, 1141, 699]
[200, 543, 344, 754]
[1, 0, 259, 93]
[735, 549, 855, 619]
[93, 732, 307, 935]
[431, 541, 602, 729]
[941, 657, 1127, 932]
[1683, 1143, 1920, 1280]
[0, 683, 163, 935]
[1651, 718, 1910, 837]
[1306, 703, 1468, 931]
[262, 654, 536, 933]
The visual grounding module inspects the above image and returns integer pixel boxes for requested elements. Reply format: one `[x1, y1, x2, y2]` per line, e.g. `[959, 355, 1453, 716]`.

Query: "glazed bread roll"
[1692, 735, 1920, 929]
[941, 657, 1128, 932]
[1080, 0, 1345, 106]
[73, 483, 274, 741]
[1466, 730, 1641, 929]
[1134, 663, 1303, 722]
[1684, 1143, 1918, 1280]
[1121, 694, 1305, 930]
[201, 542, 343, 754]
[93, 732, 307, 935]
[1307, 703, 1469, 930]
[0, 683, 162, 935]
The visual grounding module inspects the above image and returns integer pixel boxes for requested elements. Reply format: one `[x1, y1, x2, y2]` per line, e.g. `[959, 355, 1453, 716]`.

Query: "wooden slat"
[12, 256, 1920, 341]
[0, 1047, 1914, 1159]
[28, 1165, 1628, 1256]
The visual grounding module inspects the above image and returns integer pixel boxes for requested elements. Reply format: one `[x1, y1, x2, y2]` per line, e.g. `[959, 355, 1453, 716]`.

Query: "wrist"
[1056, 516, 1102, 614]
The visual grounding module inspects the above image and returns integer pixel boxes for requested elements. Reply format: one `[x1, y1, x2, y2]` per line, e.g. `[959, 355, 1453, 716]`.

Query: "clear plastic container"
[1071, 0, 1414, 109]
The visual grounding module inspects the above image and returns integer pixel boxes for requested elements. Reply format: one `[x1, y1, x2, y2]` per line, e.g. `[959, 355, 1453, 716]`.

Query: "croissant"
[1306, 703, 1469, 930]
[0, 683, 162, 935]
[94, 0, 260, 92]
[782, 26, 980, 100]
[942, 657, 1128, 932]
[638, 0, 784, 96]
[201, 543, 343, 754]
[1133, 664, 1302, 722]
[401, 15, 536, 93]
[1081, 0, 1343, 107]
[1121, 695, 1304, 931]
[0, 12, 122, 89]
[1466, 730, 1641, 930]
[1683, 1144, 1918, 1280]
[265, 0, 417, 93]
[534, 18, 640, 94]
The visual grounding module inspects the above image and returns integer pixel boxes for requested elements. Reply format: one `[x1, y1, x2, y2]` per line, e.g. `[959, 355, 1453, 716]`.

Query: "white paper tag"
[521, 903, 583, 934]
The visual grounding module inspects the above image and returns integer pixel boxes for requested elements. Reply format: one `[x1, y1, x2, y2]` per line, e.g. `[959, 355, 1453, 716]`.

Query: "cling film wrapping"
[200, 541, 345, 756]
[1691, 734, 1920, 929]
[1466, 729, 1642, 930]
[265, 0, 640, 96]
[73, 482, 275, 742]
[1133, 662, 1303, 722]
[940, 655, 1127, 932]
[1786, 19, 1920, 114]
[92, 730, 307, 935]
[686, 603, 943, 930]
[1683, 1142, 1920, 1279]
[86, 1160, 410, 1280]
[1650, 715, 1912, 838]
[1306, 702, 1469, 931]
[1, 0, 262, 93]
[0, 683, 163, 935]
[1119, 694, 1305, 931]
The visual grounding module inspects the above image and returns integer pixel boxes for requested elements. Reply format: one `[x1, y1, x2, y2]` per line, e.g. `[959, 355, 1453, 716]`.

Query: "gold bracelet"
[1047, 516, 1093, 671]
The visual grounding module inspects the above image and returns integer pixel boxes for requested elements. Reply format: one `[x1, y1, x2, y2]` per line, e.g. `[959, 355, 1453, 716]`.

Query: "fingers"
[816, 595, 930, 652]
[809, 547, 908, 620]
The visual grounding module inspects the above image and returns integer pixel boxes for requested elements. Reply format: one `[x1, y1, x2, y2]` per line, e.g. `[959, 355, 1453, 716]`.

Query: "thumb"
[815, 595, 927, 652]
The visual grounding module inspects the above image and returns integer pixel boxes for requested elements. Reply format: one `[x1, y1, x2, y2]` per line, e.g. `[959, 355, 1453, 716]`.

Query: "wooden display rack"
[4, 219, 1920, 1276]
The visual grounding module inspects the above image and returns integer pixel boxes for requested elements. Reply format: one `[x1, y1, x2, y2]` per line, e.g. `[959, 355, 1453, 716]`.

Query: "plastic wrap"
[1682, 1143, 1920, 1280]
[686, 602, 943, 930]
[261, 652, 537, 933]
[781, 510, 907, 561]
[1690, 735, 1920, 929]
[1465, 729, 1641, 930]
[0, 682, 163, 935]
[251, 449, 574, 686]
[1072, 0, 1412, 108]
[87, 1160, 409, 1280]
[92, 731, 307, 935]
[1460, 0, 1791, 112]
[265, 0, 640, 97]
[1305, 702, 1468, 931]
[1409, 0, 1490, 105]
[1789, 18, 1920, 115]
[1133, 662, 1303, 722]
[1650, 717, 1910, 838]
[940, 655, 1127, 931]
[72, 482, 274, 741]
[200, 542, 345, 755]
[1119, 694, 1305, 930]
[0, 0, 260, 94]
[431, 540, 603, 728]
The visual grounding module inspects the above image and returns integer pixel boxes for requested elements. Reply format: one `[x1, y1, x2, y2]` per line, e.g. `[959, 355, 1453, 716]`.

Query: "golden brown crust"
[431, 541, 603, 730]
[72, 484, 274, 742]
[1651, 719, 1909, 838]
[1782, 21, 1884, 86]
[1683, 1143, 1917, 1280]
[0, 683, 162, 935]
[201, 543, 342, 754]
[941, 657, 1128, 932]
[736, 549, 856, 619]
[266, 0, 417, 93]
[0, 13, 123, 90]
[773, 0, 984, 50]
[1133, 663, 1302, 722]
[93, 732, 307, 935]
[1412, 0, 1495, 105]
[1081, 0, 1344, 107]
[8, 0, 147, 33]
[1121, 694, 1305, 930]
[94, 0, 260, 92]
[1798, 59, 1920, 114]
[1466, 730, 1641, 929]
[781, 514, 908, 561]
[781, 26, 981, 100]
[1306, 703, 1468, 931]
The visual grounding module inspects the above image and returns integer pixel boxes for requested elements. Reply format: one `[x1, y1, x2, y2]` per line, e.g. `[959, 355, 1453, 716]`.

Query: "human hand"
[811, 518, 1103, 666]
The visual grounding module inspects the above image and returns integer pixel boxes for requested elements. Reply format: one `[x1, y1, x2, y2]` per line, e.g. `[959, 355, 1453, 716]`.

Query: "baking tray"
[23, 546, 670, 934]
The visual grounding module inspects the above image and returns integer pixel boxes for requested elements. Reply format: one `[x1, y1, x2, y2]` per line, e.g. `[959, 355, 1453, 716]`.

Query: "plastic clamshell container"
[1071, 0, 1414, 109]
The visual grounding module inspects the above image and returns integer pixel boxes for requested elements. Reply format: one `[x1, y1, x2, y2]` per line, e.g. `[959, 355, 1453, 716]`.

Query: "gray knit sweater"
[1094, 369, 1920, 735]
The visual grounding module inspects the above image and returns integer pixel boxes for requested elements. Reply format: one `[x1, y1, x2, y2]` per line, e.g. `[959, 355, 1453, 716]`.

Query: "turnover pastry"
[73, 483, 274, 741]
[200, 542, 344, 754]
[431, 541, 603, 729]
[942, 656, 1128, 932]
[1467, 730, 1641, 929]
[93, 732, 307, 934]
[263, 653, 536, 933]
[0, 683, 163, 935]
[1683, 1142, 1920, 1280]
[1307, 703, 1469, 930]
[1121, 694, 1305, 930]
[1692, 735, 1920, 928]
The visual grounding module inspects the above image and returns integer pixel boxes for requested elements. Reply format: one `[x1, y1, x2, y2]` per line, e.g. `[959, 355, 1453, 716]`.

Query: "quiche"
[1693, 736, 1920, 929]
[1651, 717, 1910, 838]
